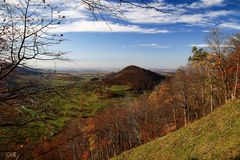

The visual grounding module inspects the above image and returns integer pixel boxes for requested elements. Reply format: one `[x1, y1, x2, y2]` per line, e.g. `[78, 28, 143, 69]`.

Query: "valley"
[0, 65, 167, 159]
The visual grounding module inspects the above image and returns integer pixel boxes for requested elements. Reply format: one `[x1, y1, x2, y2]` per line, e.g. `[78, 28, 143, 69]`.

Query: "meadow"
[0, 73, 140, 144]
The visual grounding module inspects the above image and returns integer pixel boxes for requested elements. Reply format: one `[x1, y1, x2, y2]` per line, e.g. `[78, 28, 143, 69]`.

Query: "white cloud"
[219, 22, 240, 30]
[190, 44, 208, 48]
[60, 10, 88, 19]
[201, 0, 224, 6]
[4, 0, 18, 4]
[190, 43, 231, 48]
[179, 14, 207, 24]
[123, 7, 177, 24]
[207, 10, 232, 17]
[190, 0, 224, 8]
[122, 7, 233, 25]
[51, 21, 169, 33]
[136, 43, 171, 48]
[3, 0, 236, 33]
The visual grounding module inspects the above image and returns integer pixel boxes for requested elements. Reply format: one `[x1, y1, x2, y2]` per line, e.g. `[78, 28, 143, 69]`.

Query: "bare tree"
[171, 68, 191, 127]
[229, 33, 240, 99]
[0, 0, 65, 80]
[205, 28, 229, 103]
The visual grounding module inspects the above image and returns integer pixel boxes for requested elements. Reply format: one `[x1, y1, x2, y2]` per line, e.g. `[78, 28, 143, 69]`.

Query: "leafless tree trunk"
[206, 28, 229, 103]
[233, 63, 239, 99]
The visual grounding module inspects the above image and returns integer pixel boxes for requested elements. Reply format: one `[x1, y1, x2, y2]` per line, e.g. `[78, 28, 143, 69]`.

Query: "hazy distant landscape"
[0, 0, 240, 160]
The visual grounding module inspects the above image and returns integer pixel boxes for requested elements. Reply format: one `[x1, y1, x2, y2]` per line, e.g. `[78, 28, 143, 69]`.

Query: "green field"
[109, 85, 132, 96]
[113, 101, 240, 160]
[0, 74, 141, 143]
[110, 85, 132, 91]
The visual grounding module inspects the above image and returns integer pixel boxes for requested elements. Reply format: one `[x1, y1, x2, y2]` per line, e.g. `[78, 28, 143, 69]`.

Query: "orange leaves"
[149, 82, 171, 104]
[88, 134, 97, 151]
[82, 150, 90, 160]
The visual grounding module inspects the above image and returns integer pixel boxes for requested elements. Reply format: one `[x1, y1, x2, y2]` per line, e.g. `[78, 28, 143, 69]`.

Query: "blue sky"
[37, 0, 240, 70]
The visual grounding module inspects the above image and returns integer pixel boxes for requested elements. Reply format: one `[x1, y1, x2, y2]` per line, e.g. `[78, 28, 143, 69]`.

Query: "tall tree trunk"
[210, 83, 214, 112]
[206, 64, 214, 113]
[217, 54, 228, 103]
[233, 63, 239, 99]
[173, 108, 177, 129]
[201, 82, 206, 116]
[183, 106, 187, 127]
[222, 69, 228, 103]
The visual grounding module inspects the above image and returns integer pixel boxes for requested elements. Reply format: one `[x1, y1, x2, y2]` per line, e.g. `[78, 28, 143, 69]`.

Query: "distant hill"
[0, 65, 44, 85]
[15, 66, 43, 75]
[112, 101, 240, 160]
[104, 65, 165, 90]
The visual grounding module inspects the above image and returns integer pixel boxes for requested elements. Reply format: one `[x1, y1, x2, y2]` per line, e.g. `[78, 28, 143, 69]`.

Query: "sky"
[24, 0, 240, 70]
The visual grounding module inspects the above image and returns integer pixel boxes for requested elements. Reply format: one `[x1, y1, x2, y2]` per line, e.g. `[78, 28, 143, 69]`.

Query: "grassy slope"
[113, 101, 240, 160]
